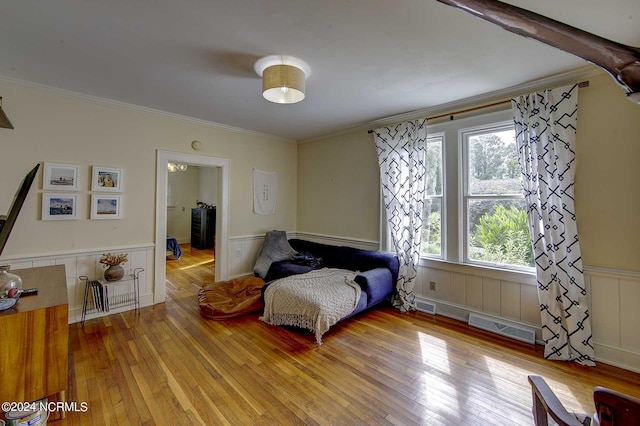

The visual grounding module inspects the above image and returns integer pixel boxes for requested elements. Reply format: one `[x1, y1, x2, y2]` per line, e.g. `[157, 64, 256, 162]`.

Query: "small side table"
[79, 267, 143, 326]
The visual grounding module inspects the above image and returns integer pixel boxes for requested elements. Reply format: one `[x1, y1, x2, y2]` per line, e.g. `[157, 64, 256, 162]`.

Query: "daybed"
[257, 236, 399, 343]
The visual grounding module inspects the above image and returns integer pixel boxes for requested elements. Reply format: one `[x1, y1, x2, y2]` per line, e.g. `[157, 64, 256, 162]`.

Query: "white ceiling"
[1, 0, 638, 141]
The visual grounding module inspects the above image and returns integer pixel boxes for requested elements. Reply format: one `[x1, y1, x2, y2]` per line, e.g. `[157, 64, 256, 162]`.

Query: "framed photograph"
[91, 194, 122, 219]
[43, 162, 80, 190]
[42, 193, 78, 220]
[91, 166, 123, 192]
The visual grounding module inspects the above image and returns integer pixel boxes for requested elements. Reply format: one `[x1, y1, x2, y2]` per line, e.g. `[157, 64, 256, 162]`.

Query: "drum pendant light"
[262, 64, 305, 104]
[255, 55, 310, 104]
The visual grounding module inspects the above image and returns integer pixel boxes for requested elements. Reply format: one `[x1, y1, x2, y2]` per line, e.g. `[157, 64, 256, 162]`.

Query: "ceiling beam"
[435, 0, 640, 104]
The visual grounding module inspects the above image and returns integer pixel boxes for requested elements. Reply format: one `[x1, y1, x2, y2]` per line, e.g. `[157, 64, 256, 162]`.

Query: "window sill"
[418, 257, 537, 285]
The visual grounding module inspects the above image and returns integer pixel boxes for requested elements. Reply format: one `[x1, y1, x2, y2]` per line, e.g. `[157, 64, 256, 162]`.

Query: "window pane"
[468, 129, 521, 195]
[467, 199, 533, 268]
[426, 137, 442, 196]
[421, 198, 441, 256]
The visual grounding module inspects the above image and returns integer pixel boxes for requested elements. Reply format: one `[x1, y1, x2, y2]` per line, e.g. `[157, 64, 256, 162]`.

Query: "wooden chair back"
[528, 375, 587, 426]
[594, 386, 640, 426]
[529, 375, 640, 426]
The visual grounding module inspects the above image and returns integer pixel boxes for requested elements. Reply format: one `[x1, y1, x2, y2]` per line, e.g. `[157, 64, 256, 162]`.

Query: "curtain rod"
[367, 80, 589, 134]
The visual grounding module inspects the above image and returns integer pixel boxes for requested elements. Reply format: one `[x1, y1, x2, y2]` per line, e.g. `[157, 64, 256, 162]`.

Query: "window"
[420, 134, 444, 257]
[462, 123, 534, 270]
[380, 110, 535, 275]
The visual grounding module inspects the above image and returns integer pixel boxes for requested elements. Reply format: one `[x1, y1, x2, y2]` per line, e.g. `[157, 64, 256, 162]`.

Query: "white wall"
[5, 244, 153, 324]
[198, 166, 219, 207]
[0, 79, 298, 296]
[297, 131, 380, 241]
[296, 71, 640, 372]
[167, 166, 200, 243]
[166, 165, 220, 244]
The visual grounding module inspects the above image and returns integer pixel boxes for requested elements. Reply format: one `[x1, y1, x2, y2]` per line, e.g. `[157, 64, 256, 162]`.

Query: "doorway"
[166, 164, 218, 299]
[154, 150, 229, 304]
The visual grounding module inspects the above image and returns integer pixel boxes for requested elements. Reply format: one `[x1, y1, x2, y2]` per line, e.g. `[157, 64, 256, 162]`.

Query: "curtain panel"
[512, 84, 595, 366]
[373, 119, 427, 312]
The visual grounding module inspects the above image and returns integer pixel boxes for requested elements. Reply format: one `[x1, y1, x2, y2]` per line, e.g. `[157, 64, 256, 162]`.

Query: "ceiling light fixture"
[254, 55, 311, 104]
[0, 97, 15, 129]
[168, 163, 188, 173]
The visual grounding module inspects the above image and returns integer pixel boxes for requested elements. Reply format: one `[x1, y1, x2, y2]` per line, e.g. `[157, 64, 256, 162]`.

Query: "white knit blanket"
[260, 268, 361, 344]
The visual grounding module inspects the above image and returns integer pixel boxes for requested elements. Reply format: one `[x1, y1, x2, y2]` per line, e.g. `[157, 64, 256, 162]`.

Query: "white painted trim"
[417, 295, 542, 334]
[294, 232, 379, 251]
[4, 247, 153, 324]
[229, 232, 296, 241]
[420, 257, 537, 285]
[155, 150, 230, 304]
[584, 265, 640, 280]
[0, 74, 292, 143]
[69, 293, 155, 324]
[594, 343, 640, 374]
[0, 243, 155, 263]
[223, 230, 640, 372]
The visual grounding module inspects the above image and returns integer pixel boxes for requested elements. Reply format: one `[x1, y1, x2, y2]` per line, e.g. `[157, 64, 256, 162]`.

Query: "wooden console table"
[0, 265, 68, 411]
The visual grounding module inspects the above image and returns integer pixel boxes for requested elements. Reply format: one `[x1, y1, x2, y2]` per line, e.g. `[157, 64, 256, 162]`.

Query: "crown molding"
[0, 74, 293, 143]
[300, 65, 603, 144]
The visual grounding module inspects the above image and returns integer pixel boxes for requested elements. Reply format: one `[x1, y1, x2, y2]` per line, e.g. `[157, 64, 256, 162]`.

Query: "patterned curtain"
[372, 119, 427, 312]
[512, 84, 595, 366]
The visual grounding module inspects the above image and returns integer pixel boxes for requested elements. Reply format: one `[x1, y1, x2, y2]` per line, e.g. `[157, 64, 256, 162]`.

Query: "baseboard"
[416, 295, 542, 342]
[416, 296, 640, 372]
[468, 312, 535, 344]
[69, 293, 155, 324]
[594, 343, 640, 374]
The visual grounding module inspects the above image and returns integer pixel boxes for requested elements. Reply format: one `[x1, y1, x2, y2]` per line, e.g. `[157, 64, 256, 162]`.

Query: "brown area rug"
[198, 276, 266, 320]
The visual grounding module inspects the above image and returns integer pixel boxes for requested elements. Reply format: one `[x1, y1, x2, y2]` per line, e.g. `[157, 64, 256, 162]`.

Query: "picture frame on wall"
[43, 162, 80, 190]
[91, 166, 123, 192]
[42, 193, 78, 220]
[90, 194, 122, 219]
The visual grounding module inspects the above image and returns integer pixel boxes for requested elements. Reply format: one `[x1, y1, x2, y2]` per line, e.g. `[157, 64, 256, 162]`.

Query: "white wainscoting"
[227, 234, 270, 278]
[1, 244, 154, 324]
[416, 259, 540, 330]
[226, 232, 379, 278]
[586, 267, 640, 373]
[12, 233, 635, 372]
[415, 260, 640, 373]
[295, 233, 640, 373]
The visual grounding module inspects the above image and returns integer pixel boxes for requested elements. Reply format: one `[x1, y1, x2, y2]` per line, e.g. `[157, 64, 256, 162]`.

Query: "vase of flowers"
[100, 253, 128, 281]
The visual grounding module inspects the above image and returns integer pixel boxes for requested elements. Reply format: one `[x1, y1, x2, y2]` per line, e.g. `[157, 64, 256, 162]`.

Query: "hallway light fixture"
[254, 55, 310, 104]
[0, 97, 15, 129]
[168, 163, 188, 172]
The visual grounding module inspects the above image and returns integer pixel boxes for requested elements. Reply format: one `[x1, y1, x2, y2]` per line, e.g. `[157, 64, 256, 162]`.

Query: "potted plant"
[99, 253, 128, 281]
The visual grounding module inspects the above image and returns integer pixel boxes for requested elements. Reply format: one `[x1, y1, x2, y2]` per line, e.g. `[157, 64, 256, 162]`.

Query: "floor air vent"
[468, 313, 535, 344]
[416, 300, 436, 315]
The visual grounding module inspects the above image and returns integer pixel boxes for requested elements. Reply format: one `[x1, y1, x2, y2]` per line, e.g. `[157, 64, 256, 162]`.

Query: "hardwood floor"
[165, 244, 215, 300]
[52, 252, 640, 425]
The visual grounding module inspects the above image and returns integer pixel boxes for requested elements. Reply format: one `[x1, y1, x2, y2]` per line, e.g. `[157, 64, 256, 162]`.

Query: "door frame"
[154, 150, 230, 304]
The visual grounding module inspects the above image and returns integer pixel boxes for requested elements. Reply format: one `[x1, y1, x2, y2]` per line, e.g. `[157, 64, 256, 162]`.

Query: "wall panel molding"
[4, 244, 154, 324]
[298, 232, 640, 373]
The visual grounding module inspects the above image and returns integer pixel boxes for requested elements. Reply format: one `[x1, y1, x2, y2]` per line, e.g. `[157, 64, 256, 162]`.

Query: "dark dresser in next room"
[191, 207, 216, 250]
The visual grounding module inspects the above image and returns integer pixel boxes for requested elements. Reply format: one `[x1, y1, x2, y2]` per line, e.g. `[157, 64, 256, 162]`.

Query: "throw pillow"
[253, 230, 297, 279]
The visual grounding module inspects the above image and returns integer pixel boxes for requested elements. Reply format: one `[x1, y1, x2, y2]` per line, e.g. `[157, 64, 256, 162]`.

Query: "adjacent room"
[1, 1, 639, 424]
